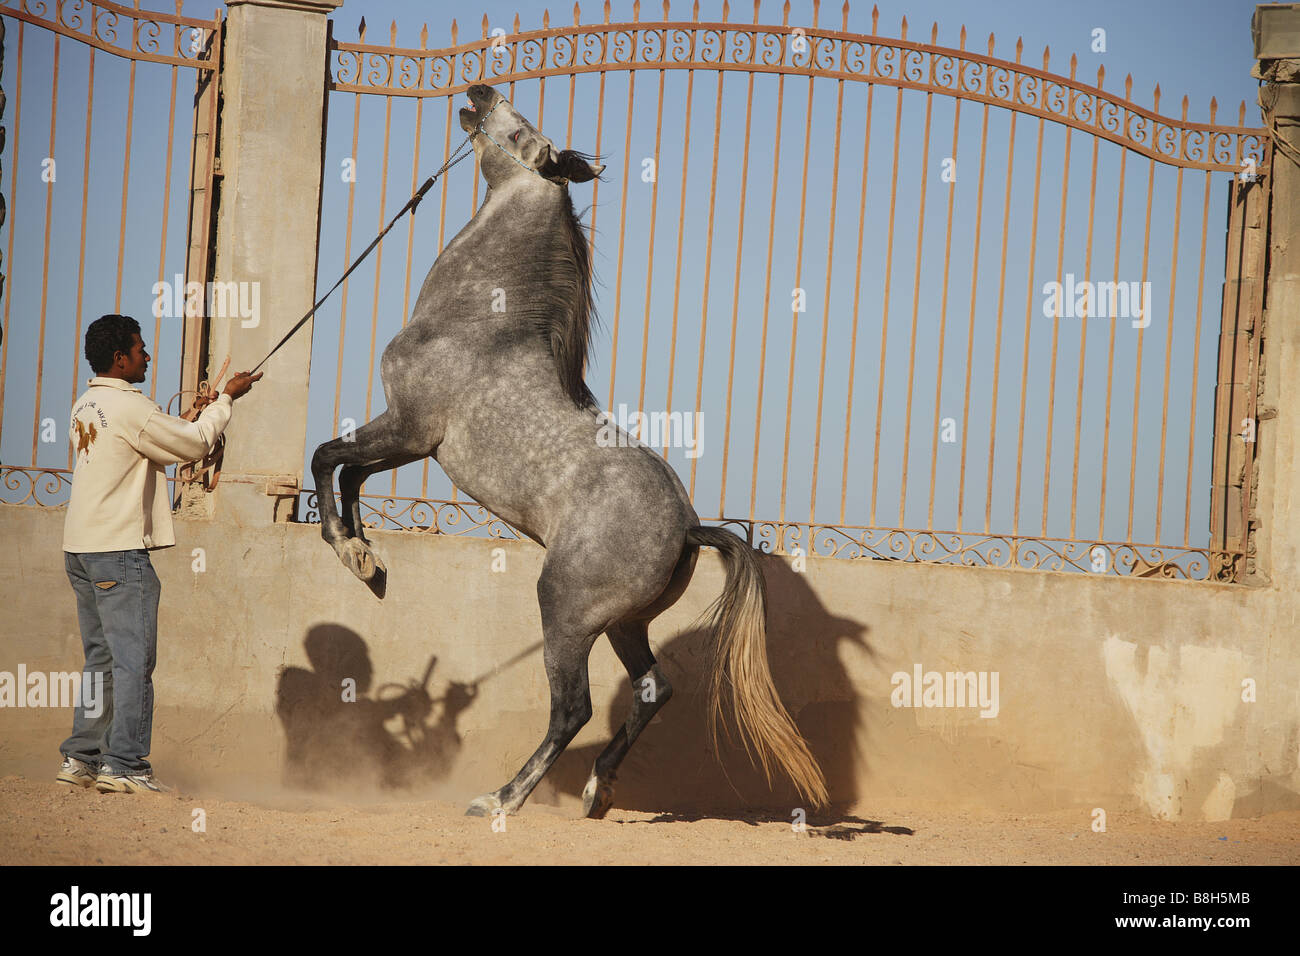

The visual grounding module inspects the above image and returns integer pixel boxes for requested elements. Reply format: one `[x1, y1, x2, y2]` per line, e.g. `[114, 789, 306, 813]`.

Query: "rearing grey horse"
[311, 83, 827, 817]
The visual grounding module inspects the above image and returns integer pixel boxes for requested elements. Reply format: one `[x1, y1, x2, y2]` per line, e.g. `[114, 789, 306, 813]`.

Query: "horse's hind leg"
[466, 561, 606, 817]
[466, 624, 599, 817]
[581, 545, 695, 816]
[581, 620, 673, 819]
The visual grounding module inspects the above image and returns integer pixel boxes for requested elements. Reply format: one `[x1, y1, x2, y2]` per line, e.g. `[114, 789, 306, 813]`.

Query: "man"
[58, 314, 261, 794]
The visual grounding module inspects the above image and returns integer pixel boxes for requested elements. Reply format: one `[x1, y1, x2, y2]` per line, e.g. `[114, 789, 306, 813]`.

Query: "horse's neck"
[417, 177, 594, 406]
[472, 177, 564, 242]
[430, 179, 574, 309]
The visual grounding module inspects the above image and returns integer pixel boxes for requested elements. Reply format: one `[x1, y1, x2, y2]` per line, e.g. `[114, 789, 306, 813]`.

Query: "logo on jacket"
[73, 418, 98, 458]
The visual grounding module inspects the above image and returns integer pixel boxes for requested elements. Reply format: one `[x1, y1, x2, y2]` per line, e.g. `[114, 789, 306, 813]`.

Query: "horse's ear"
[540, 147, 605, 184]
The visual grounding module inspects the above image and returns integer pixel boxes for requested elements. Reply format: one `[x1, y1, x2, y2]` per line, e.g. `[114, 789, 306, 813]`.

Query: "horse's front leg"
[338, 454, 423, 546]
[310, 435, 371, 577]
[311, 410, 430, 582]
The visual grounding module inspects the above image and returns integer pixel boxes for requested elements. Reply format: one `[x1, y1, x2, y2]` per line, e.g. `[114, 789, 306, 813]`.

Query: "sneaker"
[95, 770, 171, 794]
[56, 756, 98, 789]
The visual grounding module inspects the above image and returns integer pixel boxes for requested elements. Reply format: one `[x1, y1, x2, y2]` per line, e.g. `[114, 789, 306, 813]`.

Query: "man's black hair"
[84, 314, 141, 374]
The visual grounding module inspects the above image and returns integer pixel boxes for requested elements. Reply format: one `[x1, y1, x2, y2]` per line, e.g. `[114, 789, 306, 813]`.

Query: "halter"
[472, 98, 552, 179]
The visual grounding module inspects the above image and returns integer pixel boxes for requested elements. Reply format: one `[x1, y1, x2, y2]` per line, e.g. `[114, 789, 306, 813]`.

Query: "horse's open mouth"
[460, 84, 501, 132]
[459, 98, 479, 132]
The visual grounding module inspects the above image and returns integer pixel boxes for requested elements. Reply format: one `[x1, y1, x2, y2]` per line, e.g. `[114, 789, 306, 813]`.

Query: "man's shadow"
[274, 623, 477, 792]
[552, 553, 873, 820]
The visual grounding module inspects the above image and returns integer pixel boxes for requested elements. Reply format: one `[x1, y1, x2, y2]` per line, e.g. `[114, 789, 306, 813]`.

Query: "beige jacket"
[63, 377, 233, 553]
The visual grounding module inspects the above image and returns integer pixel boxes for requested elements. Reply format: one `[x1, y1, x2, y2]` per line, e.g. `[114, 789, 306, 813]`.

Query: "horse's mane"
[524, 187, 599, 410]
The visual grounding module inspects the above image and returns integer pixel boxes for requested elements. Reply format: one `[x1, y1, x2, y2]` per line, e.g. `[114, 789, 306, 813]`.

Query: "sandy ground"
[3, 774, 1298, 865]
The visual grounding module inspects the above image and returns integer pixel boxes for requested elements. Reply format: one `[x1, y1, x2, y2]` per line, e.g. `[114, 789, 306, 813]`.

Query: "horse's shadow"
[550, 554, 874, 822]
[274, 623, 477, 792]
[616, 812, 914, 841]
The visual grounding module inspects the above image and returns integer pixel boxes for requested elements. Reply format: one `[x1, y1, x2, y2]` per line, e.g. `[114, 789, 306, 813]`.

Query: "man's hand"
[223, 370, 263, 400]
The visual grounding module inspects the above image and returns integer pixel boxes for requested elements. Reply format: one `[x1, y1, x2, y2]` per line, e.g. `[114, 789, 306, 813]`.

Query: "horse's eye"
[510, 131, 520, 143]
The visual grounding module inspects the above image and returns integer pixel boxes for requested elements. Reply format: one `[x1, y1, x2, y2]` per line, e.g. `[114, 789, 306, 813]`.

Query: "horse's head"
[460, 84, 604, 189]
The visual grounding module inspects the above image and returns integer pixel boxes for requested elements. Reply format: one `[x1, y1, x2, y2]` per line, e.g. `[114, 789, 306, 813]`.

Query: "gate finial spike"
[514, 13, 521, 32]
[986, 32, 994, 55]
[1152, 82, 1160, 110]
[1238, 100, 1246, 125]
[1097, 63, 1105, 87]
[390, 20, 397, 44]
[575, 2, 581, 25]
[841, 0, 849, 30]
[451, 18, 458, 43]
[543, 8, 550, 28]
[722, 0, 730, 22]
[1180, 95, 1188, 121]
[900, 14, 907, 39]
[930, 21, 938, 44]
[1124, 73, 1132, 100]
[871, 4, 879, 35]
[481, 14, 490, 39]
[633, 0, 640, 21]
[1014, 35, 1022, 62]
[604, 0, 611, 24]
[1209, 96, 1218, 123]
[1069, 51, 1077, 78]
[782, 0, 791, 27]
[959, 23, 966, 49]
[1042, 45, 1049, 69]
[420, 23, 428, 48]
[663, 0, 670, 21]
[358, 15, 366, 39]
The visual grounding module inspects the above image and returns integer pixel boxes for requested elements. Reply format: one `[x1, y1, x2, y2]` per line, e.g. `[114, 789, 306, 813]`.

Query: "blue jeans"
[61, 549, 161, 775]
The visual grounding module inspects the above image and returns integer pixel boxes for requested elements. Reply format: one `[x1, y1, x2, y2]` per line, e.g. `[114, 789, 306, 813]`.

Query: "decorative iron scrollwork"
[326, 15, 1264, 173]
[0, 0, 222, 69]
[290, 490, 1241, 583]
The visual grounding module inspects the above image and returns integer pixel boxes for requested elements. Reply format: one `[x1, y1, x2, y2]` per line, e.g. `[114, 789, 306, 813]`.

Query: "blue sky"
[0, 0, 1265, 558]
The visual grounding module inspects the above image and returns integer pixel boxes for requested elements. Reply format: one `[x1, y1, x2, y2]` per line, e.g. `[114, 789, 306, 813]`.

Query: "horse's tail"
[685, 525, 829, 810]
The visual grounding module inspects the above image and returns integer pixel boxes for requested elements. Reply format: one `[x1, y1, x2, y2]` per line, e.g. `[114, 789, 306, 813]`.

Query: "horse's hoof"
[338, 538, 384, 582]
[581, 774, 615, 819]
[465, 793, 503, 817]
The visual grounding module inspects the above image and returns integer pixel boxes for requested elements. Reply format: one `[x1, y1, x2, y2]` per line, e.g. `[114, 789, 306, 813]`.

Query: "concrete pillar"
[208, 0, 342, 525]
[1, 16, 7, 314]
[1252, 5, 1300, 586]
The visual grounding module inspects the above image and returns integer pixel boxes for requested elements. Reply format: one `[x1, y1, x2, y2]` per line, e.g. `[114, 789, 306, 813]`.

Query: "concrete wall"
[4, 501, 1297, 820]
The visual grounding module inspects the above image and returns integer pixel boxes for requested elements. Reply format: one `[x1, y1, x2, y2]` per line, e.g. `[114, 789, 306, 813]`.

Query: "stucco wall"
[4, 501, 1296, 820]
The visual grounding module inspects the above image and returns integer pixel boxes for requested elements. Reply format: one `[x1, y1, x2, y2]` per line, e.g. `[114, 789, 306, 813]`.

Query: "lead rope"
[167, 355, 230, 491]
[250, 98, 532, 375]
[249, 133, 478, 375]
[174, 102, 506, 492]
